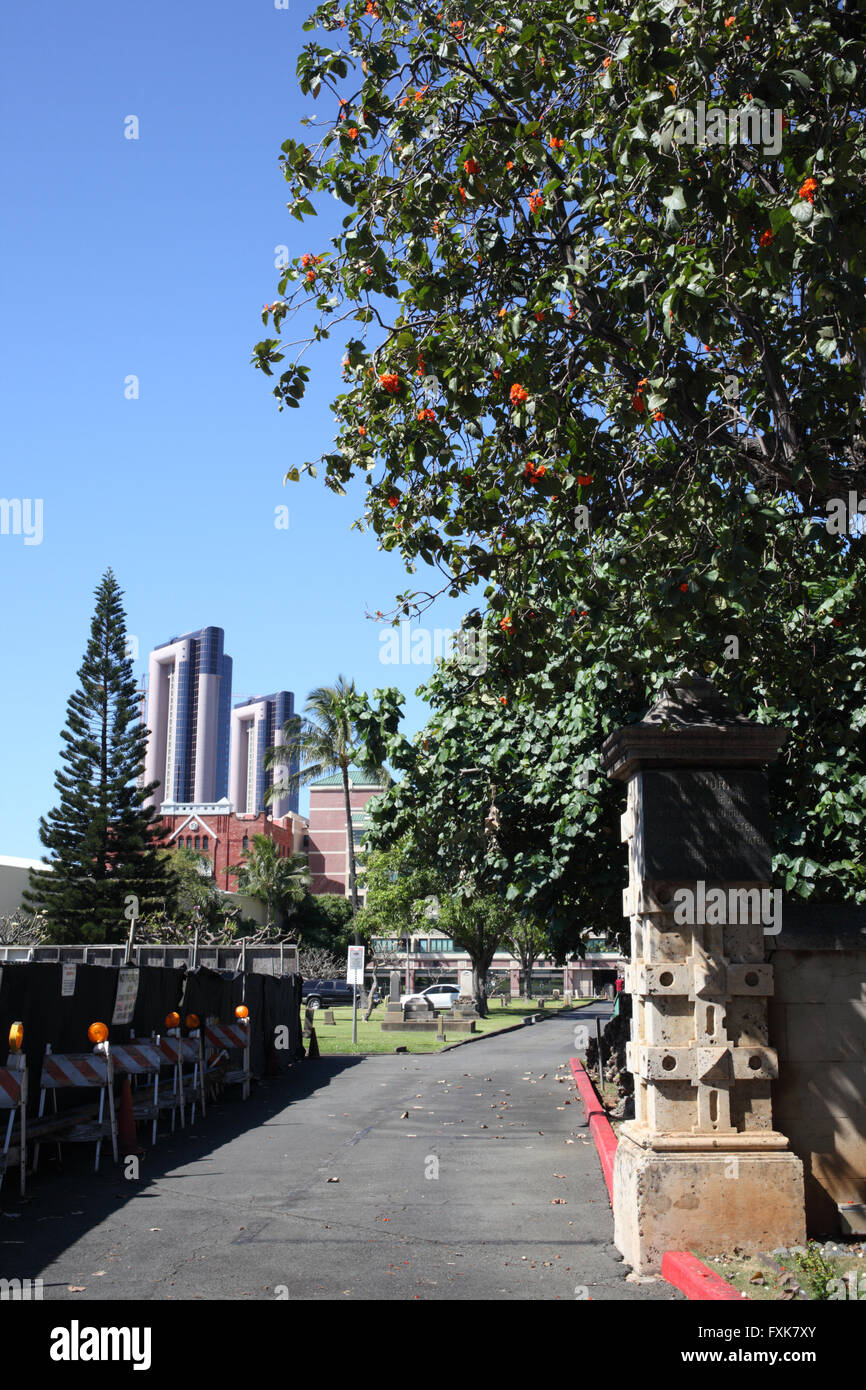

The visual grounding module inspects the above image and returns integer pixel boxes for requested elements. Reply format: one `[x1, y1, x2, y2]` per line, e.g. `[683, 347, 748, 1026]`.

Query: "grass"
[697, 1244, 866, 1300]
[309, 997, 595, 1055]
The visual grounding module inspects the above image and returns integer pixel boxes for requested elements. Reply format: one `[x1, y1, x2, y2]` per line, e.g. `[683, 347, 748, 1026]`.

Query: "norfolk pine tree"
[25, 570, 169, 942]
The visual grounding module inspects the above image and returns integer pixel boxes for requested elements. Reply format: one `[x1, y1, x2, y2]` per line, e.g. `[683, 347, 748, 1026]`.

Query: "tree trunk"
[341, 764, 359, 943]
[362, 974, 377, 1021]
[471, 958, 494, 1018]
[521, 952, 534, 999]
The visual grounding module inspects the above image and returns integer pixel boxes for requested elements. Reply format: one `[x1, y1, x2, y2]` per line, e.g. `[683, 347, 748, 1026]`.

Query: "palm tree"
[263, 676, 387, 941]
[228, 834, 310, 932]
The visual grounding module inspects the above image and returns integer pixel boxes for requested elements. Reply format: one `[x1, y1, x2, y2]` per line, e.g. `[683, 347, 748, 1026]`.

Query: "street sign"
[346, 946, 365, 985]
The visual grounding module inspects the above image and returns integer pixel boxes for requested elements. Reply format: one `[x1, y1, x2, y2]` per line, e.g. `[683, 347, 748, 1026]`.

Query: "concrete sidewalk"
[1, 1009, 679, 1300]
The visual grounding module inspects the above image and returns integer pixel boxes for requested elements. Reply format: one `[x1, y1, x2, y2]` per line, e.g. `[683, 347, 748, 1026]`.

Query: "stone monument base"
[614, 1130, 806, 1274]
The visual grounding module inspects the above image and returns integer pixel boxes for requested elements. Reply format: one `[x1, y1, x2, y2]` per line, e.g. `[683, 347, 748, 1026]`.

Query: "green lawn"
[308, 997, 596, 1055]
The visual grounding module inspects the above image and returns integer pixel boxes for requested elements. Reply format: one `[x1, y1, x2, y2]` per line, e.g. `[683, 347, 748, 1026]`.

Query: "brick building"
[155, 799, 308, 893]
[306, 771, 385, 897]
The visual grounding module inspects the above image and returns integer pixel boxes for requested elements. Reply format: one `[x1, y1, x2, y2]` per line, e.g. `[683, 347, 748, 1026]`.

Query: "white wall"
[0, 857, 45, 917]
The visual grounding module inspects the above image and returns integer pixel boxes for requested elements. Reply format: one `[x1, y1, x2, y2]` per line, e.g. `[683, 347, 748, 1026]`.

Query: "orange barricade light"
[235, 1005, 249, 1020]
[88, 1021, 109, 1045]
[185, 1013, 200, 1029]
[165, 1012, 181, 1029]
[8, 1021, 24, 1053]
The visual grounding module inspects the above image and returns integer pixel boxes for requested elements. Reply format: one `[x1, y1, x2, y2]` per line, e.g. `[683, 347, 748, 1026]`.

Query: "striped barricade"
[111, 1041, 165, 1146]
[0, 1052, 27, 1198]
[35, 1045, 118, 1172]
[154, 1033, 206, 1127]
[204, 1020, 251, 1100]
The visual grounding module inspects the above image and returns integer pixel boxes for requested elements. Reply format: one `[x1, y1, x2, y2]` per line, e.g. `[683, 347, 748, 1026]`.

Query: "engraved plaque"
[634, 769, 772, 880]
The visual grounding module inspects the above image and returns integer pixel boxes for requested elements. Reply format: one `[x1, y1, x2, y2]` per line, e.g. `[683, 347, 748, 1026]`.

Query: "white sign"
[346, 946, 365, 986]
[111, 967, 140, 1026]
[61, 964, 77, 997]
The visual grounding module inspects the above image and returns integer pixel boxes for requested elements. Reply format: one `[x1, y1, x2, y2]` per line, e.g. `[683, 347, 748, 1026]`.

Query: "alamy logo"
[673, 881, 782, 935]
[826, 493, 866, 536]
[0, 1277, 43, 1300]
[50, 1321, 152, 1371]
[0, 498, 43, 546]
[664, 101, 783, 155]
[379, 621, 487, 674]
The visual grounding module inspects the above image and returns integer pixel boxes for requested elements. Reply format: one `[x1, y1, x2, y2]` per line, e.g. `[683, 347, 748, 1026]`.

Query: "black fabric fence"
[0, 961, 302, 1114]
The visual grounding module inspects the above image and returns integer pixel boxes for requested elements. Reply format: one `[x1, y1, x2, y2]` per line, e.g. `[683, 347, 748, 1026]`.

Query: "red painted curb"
[569, 1057, 616, 1200]
[568, 1057, 745, 1302]
[662, 1251, 745, 1301]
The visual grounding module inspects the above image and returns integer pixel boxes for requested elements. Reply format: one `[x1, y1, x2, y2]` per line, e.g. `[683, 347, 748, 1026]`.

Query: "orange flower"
[679, 582, 688, 591]
[631, 393, 646, 412]
[463, 157, 480, 175]
[306, 270, 317, 282]
[358, 426, 367, 437]
[637, 377, 648, 387]
[498, 307, 508, 318]
[506, 160, 514, 170]
[347, 127, 359, 139]
[534, 311, 545, 322]
[602, 56, 611, 68]
[500, 615, 513, 633]
[799, 176, 818, 203]
[496, 23, 505, 33]
[510, 383, 529, 405]
[759, 229, 773, 248]
[499, 696, 508, 705]
[724, 15, 736, 26]
[577, 474, 593, 485]
[415, 86, 429, 100]
[450, 19, 464, 32]
[549, 136, 564, 150]
[653, 410, 665, 421]
[301, 253, 313, 267]
[388, 496, 399, 508]
[586, 13, 596, 21]
[365, 0, 379, 14]
[416, 408, 436, 422]
[493, 368, 501, 379]
[458, 186, 467, 203]
[528, 189, 544, 214]
[379, 371, 401, 394]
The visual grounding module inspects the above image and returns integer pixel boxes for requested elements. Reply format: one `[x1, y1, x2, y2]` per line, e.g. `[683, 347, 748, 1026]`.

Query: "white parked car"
[399, 983, 461, 1010]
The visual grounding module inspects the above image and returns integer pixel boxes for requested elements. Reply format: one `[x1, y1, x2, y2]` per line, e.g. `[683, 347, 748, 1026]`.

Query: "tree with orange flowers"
[253, 0, 866, 920]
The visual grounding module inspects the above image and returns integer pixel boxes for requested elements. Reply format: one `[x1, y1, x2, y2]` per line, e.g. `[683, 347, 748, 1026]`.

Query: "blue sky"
[0, 1, 473, 858]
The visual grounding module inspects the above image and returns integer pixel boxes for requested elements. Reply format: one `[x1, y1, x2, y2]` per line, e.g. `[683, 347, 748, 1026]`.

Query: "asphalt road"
[1, 1006, 680, 1301]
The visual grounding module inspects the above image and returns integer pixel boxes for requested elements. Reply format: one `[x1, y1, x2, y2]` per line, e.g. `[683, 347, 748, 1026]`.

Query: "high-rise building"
[229, 693, 299, 817]
[143, 627, 233, 810]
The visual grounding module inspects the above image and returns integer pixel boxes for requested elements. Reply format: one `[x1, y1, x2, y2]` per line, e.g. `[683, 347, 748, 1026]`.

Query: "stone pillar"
[601, 672, 805, 1274]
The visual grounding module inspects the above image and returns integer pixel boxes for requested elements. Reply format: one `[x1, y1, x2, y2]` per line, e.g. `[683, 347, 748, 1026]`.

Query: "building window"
[194, 836, 200, 849]
[242, 835, 249, 852]
[186, 836, 192, 848]
[202, 835, 209, 850]
[429, 939, 453, 952]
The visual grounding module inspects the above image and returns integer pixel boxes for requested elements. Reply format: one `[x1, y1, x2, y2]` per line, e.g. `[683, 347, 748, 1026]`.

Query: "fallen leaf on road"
[91, 1271, 106, 1277]
[400, 1111, 409, 1118]
[553, 1174, 566, 1179]
[149, 1228, 161, 1232]
[327, 1177, 340, 1183]
[68, 1286, 86, 1292]
[550, 1198, 567, 1205]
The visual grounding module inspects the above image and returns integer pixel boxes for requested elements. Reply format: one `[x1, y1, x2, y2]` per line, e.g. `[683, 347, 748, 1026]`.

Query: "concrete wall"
[768, 905, 866, 1235]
